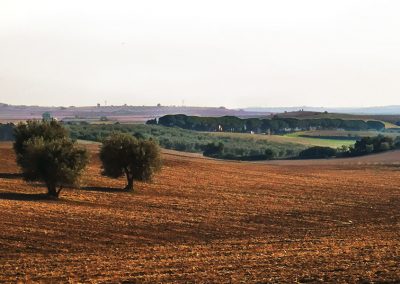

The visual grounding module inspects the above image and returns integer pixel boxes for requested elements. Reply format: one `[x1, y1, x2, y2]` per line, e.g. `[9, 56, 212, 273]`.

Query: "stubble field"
[0, 142, 399, 283]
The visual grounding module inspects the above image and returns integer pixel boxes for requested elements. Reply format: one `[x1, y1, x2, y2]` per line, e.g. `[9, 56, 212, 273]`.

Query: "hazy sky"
[1, 0, 400, 108]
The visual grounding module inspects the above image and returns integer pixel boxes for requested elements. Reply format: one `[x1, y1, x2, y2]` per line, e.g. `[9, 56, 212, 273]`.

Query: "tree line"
[147, 114, 386, 133]
[296, 135, 400, 159]
[1, 122, 308, 160]
[12, 120, 161, 198]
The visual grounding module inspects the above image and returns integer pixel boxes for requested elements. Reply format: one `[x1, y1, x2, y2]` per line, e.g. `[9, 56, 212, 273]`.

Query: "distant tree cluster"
[202, 142, 276, 161]
[66, 123, 306, 160]
[348, 135, 397, 156]
[0, 123, 15, 141]
[299, 146, 337, 159]
[297, 135, 400, 160]
[13, 120, 162, 198]
[147, 114, 386, 133]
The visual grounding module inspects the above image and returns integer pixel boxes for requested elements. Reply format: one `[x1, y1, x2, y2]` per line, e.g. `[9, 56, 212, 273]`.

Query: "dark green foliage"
[0, 123, 15, 141]
[203, 142, 224, 156]
[264, 149, 275, 160]
[299, 146, 337, 159]
[149, 114, 386, 133]
[202, 141, 276, 161]
[395, 137, 400, 149]
[13, 120, 68, 157]
[13, 121, 88, 198]
[100, 133, 162, 191]
[366, 121, 385, 130]
[67, 124, 306, 160]
[350, 135, 395, 156]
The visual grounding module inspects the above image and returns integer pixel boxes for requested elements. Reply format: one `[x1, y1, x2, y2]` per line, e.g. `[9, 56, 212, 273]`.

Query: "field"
[1, 142, 400, 282]
[209, 131, 356, 148]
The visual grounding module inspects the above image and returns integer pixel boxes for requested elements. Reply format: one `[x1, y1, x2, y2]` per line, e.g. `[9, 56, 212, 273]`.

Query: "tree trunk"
[124, 168, 134, 191]
[47, 184, 60, 198]
[125, 177, 134, 191]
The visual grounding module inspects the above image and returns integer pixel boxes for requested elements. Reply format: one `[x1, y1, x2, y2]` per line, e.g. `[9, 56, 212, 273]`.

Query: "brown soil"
[0, 142, 399, 283]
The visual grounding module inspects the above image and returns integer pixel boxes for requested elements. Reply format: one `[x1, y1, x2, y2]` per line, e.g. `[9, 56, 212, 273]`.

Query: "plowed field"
[0, 142, 399, 283]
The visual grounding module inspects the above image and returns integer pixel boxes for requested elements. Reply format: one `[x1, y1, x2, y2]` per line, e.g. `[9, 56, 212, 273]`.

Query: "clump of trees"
[202, 142, 276, 161]
[100, 133, 162, 191]
[0, 123, 15, 141]
[12, 121, 163, 197]
[297, 135, 400, 160]
[203, 142, 224, 157]
[298, 146, 337, 159]
[13, 120, 89, 198]
[147, 114, 386, 133]
[348, 135, 396, 156]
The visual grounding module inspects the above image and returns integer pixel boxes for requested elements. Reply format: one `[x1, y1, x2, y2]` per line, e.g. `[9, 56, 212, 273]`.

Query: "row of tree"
[202, 135, 400, 160]
[147, 114, 386, 133]
[297, 135, 400, 159]
[13, 120, 161, 198]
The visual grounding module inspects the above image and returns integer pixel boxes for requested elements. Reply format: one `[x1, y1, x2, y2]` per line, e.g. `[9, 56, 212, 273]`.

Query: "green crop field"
[208, 131, 356, 148]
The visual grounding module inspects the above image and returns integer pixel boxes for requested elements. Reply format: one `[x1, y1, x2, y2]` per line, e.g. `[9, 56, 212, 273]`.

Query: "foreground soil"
[0, 142, 399, 283]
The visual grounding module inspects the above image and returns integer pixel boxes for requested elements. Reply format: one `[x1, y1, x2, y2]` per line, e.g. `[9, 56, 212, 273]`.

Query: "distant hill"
[243, 106, 400, 115]
[0, 104, 269, 123]
[1, 103, 400, 125]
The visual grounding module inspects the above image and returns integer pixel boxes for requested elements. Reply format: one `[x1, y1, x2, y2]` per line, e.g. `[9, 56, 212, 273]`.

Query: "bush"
[299, 146, 337, 159]
[203, 142, 224, 157]
[350, 135, 394, 156]
[0, 123, 15, 141]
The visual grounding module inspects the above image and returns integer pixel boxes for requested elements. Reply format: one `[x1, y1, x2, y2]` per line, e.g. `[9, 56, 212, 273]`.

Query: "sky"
[1, 0, 400, 108]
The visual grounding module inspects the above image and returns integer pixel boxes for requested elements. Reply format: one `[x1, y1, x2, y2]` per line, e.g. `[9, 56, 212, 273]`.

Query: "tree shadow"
[0, 172, 23, 179]
[80, 186, 127, 193]
[0, 191, 50, 201]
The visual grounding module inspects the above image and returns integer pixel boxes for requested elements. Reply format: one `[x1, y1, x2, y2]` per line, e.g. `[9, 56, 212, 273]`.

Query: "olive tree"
[13, 120, 68, 156]
[100, 133, 162, 191]
[13, 120, 89, 198]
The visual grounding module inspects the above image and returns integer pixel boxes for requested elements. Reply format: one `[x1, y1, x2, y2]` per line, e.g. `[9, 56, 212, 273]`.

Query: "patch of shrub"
[299, 146, 337, 159]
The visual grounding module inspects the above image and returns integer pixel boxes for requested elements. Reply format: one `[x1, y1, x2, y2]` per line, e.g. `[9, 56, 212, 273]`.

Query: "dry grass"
[0, 142, 399, 283]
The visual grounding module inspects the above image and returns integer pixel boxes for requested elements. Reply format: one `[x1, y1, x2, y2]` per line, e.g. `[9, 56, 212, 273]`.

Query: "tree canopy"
[100, 133, 162, 191]
[13, 120, 88, 198]
[148, 114, 386, 133]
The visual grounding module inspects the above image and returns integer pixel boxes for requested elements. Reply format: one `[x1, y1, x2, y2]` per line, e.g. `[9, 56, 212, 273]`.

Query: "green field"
[208, 131, 356, 148]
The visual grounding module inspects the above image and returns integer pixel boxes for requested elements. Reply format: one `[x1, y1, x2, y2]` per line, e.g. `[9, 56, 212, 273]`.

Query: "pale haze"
[1, 0, 400, 108]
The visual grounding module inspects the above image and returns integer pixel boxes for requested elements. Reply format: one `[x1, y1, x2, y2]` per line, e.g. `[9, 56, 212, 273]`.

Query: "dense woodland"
[148, 114, 386, 133]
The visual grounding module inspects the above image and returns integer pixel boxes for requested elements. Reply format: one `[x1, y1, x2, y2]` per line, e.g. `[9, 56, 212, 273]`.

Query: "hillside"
[1, 142, 399, 282]
[0, 103, 268, 123]
[245, 106, 400, 116]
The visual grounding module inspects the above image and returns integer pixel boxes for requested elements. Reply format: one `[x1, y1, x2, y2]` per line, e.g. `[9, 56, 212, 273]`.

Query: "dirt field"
[0, 142, 399, 283]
